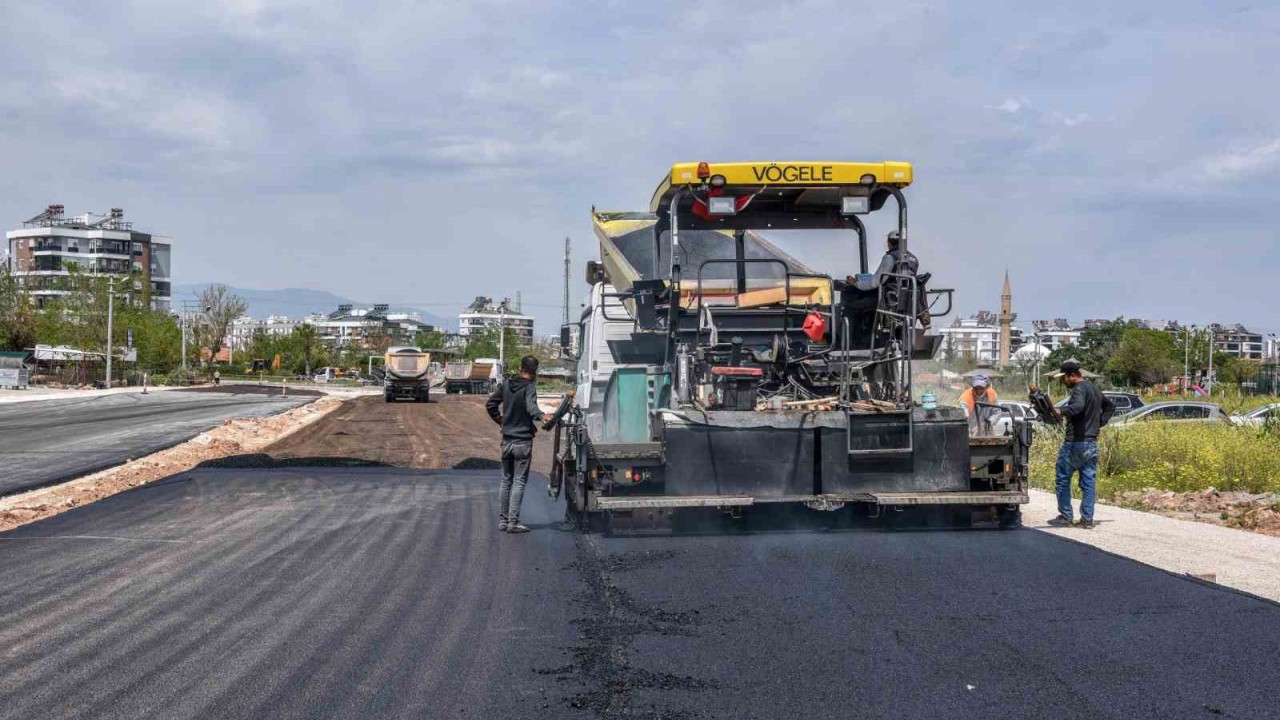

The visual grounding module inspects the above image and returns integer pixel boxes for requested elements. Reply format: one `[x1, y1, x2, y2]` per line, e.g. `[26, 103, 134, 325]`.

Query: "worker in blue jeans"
[485, 355, 550, 534]
[1050, 360, 1115, 529]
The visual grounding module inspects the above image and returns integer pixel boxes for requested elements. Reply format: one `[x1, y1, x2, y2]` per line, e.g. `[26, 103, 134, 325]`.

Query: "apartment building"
[458, 296, 535, 342]
[6, 205, 172, 311]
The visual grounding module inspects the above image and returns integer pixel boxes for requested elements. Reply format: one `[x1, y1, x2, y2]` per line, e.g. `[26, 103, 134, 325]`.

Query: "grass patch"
[1029, 422, 1280, 498]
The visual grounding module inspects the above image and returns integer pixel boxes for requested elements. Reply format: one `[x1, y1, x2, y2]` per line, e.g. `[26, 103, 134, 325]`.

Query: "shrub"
[1029, 422, 1280, 498]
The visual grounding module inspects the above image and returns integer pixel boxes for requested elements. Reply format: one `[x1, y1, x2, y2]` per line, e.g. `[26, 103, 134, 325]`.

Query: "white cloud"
[1200, 139, 1280, 182]
[986, 97, 1028, 114]
[1049, 112, 1094, 127]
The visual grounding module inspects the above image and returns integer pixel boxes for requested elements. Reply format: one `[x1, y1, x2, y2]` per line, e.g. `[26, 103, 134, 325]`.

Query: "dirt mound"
[1115, 487, 1280, 537]
[259, 394, 553, 474]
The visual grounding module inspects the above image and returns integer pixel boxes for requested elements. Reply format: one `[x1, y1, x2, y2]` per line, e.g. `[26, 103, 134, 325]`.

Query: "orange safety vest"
[959, 387, 997, 415]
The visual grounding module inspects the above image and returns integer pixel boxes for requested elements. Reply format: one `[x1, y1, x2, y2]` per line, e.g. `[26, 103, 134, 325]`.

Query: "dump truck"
[444, 358, 498, 394]
[383, 346, 433, 402]
[545, 161, 1031, 531]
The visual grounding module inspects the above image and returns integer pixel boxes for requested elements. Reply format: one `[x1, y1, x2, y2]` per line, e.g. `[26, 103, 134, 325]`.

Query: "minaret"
[999, 270, 1012, 366]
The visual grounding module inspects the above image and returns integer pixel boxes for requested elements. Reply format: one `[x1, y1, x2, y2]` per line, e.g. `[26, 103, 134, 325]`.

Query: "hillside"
[171, 284, 452, 329]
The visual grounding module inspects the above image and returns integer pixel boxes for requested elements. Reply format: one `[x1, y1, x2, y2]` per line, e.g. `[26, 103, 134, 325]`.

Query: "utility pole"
[563, 236, 571, 325]
[498, 301, 506, 372]
[105, 276, 116, 388]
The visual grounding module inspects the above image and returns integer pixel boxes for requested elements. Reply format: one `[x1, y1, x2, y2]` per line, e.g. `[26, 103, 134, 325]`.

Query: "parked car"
[1109, 401, 1232, 427]
[993, 400, 1039, 436]
[1054, 391, 1144, 416]
[1231, 403, 1280, 427]
[1102, 391, 1144, 416]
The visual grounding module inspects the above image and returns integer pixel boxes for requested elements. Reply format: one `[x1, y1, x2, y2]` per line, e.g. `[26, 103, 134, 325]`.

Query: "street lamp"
[1031, 332, 1042, 387]
[105, 276, 116, 388]
[1184, 325, 1197, 394]
[1206, 327, 1215, 397]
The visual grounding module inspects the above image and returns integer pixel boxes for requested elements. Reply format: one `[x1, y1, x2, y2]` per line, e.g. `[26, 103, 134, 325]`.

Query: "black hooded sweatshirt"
[486, 376, 542, 442]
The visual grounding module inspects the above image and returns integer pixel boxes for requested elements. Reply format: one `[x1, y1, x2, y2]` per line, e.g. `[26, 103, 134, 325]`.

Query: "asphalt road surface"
[2, 466, 1278, 720]
[0, 389, 313, 496]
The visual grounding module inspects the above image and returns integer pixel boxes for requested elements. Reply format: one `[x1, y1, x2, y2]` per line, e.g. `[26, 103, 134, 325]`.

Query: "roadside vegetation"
[942, 317, 1274, 399]
[1029, 422, 1280, 497]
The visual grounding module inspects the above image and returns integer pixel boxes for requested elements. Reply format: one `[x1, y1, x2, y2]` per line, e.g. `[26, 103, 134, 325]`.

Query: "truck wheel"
[998, 506, 1022, 529]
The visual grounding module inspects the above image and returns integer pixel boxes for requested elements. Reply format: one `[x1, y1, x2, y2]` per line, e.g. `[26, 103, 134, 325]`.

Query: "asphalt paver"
[2, 466, 1278, 720]
[0, 390, 312, 496]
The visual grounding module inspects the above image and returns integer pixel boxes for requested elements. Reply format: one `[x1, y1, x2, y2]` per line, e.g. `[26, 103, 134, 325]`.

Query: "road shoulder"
[1025, 488, 1280, 603]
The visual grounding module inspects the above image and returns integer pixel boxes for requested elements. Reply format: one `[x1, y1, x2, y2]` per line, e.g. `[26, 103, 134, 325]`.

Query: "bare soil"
[1114, 488, 1280, 537]
[258, 394, 555, 474]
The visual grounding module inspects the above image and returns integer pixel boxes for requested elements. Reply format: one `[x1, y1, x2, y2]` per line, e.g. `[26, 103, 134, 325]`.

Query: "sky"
[2, 0, 1279, 336]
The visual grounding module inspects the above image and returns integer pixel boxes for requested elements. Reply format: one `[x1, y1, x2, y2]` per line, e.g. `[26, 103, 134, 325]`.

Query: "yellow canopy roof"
[651, 161, 912, 212]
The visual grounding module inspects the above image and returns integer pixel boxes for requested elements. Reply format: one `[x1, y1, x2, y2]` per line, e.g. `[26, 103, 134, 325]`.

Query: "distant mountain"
[171, 284, 452, 330]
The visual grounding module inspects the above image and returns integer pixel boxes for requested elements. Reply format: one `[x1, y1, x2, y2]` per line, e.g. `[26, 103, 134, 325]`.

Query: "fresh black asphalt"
[0, 389, 312, 496]
[1, 467, 1278, 720]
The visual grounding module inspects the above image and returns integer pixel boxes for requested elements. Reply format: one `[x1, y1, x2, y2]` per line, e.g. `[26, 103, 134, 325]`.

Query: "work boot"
[499, 514, 509, 532]
[1047, 515, 1074, 528]
[506, 522, 530, 534]
[1077, 517, 1095, 529]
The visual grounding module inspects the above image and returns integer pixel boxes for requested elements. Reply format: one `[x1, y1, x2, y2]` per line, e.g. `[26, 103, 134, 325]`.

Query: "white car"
[1110, 401, 1232, 427]
[993, 400, 1038, 436]
[1231, 403, 1280, 427]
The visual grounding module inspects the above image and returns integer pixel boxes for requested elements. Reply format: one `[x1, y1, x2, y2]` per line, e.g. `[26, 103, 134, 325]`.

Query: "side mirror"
[585, 260, 608, 285]
[559, 323, 578, 361]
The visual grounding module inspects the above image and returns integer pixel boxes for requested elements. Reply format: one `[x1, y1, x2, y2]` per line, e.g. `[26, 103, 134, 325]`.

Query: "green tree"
[415, 330, 448, 351]
[1045, 343, 1083, 374]
[292, 323, 319, 376]
[952, 351, 978, 375]
[0, 266, 36, 351]
[19, 267, 181, 378]
[463, 326, 501, 360]
[1074, 318, 1128, 373]
[1105, 328, 1178, 387]
[363, 327, 393, 356]
[109, 303, 182, 373]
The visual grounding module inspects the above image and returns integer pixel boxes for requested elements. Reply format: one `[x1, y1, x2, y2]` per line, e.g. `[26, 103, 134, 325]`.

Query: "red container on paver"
[802, 311, 827, 342]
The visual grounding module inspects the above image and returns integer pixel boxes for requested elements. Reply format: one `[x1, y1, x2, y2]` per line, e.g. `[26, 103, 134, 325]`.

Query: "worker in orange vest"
[958, 374, 998, 435]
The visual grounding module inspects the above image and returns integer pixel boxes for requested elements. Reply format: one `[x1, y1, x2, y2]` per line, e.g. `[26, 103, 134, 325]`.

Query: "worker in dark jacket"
[847, 231, 931, 329]
[485, 355, 550, 534]
[1050, 360, 1116, 529]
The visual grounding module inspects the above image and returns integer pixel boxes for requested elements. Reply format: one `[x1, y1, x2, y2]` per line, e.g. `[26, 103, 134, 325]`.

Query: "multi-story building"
[1265, 334, 1280, 362]
[227, 315, 301, 354]
[458, 296, 535, 342]
[1210, 323, 1264, 361]
[937, 311, 1025, 365]
[312, 305, 438, 347]
[6, 205, 172, 311]
[1030, 319, 1083, 352]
